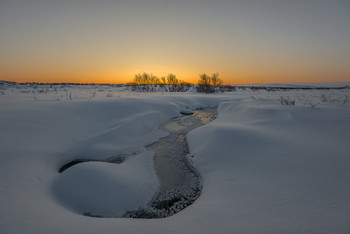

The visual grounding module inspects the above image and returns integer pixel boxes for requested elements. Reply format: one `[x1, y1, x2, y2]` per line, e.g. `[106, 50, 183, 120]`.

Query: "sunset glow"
[1, 1, 350, 84]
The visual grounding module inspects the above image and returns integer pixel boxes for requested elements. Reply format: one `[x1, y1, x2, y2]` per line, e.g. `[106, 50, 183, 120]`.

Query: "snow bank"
[187, 98, 350, 233]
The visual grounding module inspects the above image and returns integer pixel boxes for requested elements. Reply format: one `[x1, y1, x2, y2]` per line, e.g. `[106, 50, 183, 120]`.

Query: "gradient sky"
[1, 0, 350, 84]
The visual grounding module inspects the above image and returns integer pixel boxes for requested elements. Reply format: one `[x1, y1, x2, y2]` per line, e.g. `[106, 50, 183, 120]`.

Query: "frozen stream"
[153, 108, 217, 194]
[124, 107, 217, 218]
[56, 107, 217, 218]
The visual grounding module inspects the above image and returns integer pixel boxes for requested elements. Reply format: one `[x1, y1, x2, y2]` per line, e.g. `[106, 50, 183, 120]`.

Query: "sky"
[1, 0, 350, 84]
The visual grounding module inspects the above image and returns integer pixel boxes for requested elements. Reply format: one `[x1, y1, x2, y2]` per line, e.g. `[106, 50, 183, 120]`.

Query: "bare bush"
[320, 94, 329, 103]
[211, 73, 223, 86]
[279, 96, 295, 105]
[130, 73, 191, 92]
[32, 91, 38, 101]
[218, 85, 236, 92]
[65, 91, 72, 100]
[165, 73, 191, 92]
[89, 91, 96, 100]
[341, 95, 349, 106]
[196, 73, 223, 93]
[134, 72, 160, 85]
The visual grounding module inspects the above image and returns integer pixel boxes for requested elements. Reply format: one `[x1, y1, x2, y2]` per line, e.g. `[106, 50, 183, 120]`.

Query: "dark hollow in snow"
[59, 159, 98, 173]
[180, 109, 194, 115]
[58, 155, 126, 173]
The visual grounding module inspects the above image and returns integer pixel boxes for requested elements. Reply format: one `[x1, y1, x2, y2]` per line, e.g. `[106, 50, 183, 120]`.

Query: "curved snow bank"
[52, 151, 157, 217]
[186, 99, 350, 233]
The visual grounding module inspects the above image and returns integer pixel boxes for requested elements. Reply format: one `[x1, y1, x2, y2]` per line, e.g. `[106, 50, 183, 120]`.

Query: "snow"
[188, 99, 350, 233]
[52, 152, 157, 218]
[1, 85, 350, 233]
[242, 81, 350, 88]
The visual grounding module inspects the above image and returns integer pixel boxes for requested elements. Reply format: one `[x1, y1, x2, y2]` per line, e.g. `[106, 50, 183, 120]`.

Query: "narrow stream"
[123, 107, 217, 218]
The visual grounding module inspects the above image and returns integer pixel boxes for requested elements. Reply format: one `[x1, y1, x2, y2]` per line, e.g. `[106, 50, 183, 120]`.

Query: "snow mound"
[52, 151, 157, 217]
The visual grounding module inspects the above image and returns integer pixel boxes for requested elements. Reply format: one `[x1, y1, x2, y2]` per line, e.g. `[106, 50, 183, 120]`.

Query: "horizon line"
[1, 79, 349, 87]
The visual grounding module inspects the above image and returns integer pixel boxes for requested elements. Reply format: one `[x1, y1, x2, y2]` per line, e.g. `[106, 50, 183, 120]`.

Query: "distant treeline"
[1, 80, 349, 93]
[128, 72, 230, 93]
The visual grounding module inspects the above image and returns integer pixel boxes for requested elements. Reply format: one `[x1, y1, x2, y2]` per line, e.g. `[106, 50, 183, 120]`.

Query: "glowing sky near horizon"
[1, 0, 350, 84]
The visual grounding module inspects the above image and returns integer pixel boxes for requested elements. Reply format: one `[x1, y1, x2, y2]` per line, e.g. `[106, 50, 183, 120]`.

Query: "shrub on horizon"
[196, 73, 223, 93]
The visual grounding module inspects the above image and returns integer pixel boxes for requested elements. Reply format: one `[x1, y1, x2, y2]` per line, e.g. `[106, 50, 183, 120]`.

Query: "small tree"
[211, 73, 223, 86]
[166, 73, 180, 92]
[196, 73, 223, 93]
[165, 73, 178, 85]
[197, 73, 211, 93]
[161, 76, 166, 84]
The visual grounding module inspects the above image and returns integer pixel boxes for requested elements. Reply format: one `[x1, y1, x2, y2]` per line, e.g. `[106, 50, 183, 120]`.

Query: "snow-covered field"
[1, 84, 350, 233]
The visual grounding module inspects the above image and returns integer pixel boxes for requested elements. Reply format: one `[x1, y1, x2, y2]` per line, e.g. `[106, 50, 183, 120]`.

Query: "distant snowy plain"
[1, 84, 350, 233]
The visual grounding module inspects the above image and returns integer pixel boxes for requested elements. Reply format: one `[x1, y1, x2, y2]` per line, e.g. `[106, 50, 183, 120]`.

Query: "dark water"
[152, 108, 217, 194]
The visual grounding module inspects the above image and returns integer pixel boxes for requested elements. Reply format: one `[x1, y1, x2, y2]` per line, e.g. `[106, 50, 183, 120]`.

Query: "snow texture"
[1, 84, 350, 233]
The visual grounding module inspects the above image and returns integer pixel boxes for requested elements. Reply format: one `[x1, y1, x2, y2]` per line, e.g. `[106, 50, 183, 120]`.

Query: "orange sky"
[1, 1, 350, 84]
